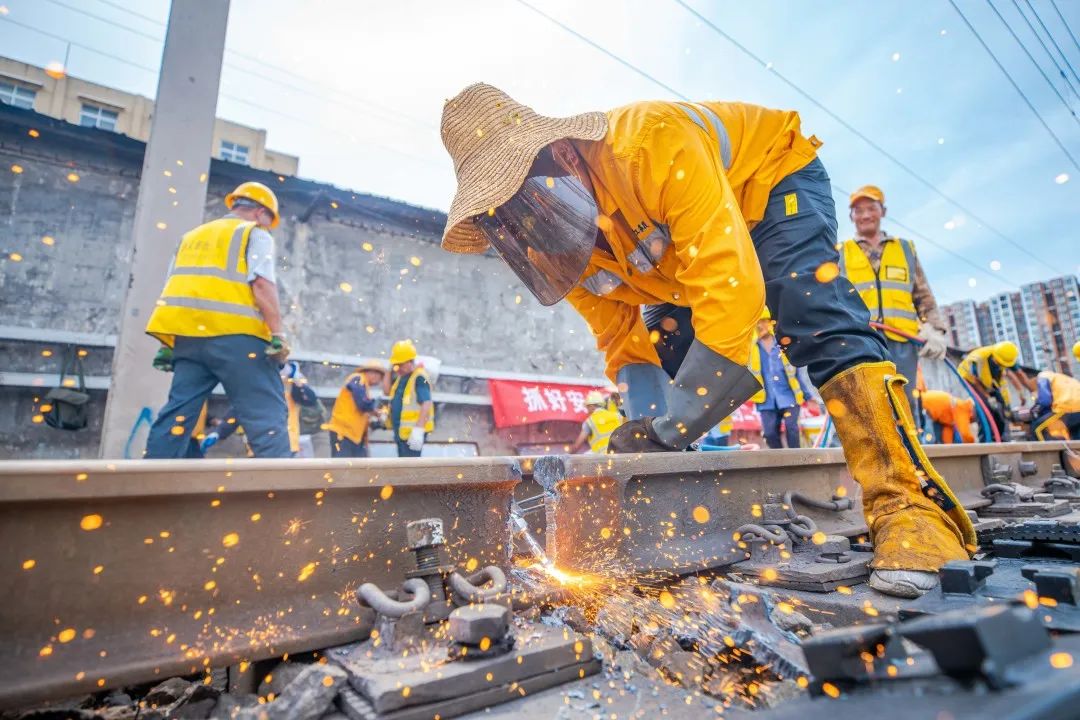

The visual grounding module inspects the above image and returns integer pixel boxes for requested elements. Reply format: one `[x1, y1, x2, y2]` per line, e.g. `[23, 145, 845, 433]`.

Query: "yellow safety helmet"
[759, 306, 772, 321]
[1073, 341, 1080, 363]
[585, 390, 605, 407]
[991, 341, 1019, 368]
[390, 340, 418, 365]
[225, 181, 280, 228]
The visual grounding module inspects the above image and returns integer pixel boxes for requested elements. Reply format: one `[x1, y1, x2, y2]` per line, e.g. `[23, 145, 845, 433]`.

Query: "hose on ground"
[357, 578, 431, 618]
[449, 566, 507, 605]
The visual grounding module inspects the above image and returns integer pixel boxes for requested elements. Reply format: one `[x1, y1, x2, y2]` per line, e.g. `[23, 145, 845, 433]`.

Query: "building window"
[79, 103, 119, 131]
[220, 140, 250, 165]
[0, 80, 36, 109]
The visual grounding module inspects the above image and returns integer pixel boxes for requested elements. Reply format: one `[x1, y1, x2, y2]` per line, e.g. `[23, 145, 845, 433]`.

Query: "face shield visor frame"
[472, 149, 599, 306]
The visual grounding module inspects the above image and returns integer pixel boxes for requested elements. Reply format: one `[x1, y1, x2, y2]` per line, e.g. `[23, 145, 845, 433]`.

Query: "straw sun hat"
[440, 83, 608, 254]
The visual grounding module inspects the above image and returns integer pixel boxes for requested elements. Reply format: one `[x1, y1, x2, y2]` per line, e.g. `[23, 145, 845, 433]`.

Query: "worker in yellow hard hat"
[1073, 341, 1080, 364]
[438, 84, 975, 598]
[383, 340, 434, 457]
[958, 341, 1020, 441]
[748, 306, 818, 448]
[572, 390, 625, 453]
[840, 185, 949, 409]
[144, 181, 292, 458]
[326, 362, 386, 457]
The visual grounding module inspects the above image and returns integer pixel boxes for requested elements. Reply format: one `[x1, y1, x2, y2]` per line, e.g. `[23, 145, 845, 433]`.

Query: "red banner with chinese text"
[488, 379, 608, 428]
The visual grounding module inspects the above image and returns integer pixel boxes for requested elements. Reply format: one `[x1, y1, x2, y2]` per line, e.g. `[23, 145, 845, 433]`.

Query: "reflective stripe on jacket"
[389, 369, 435, 440]
[146, 217, 271, 346]
[748, 339, 804, 405]
[566, 100, 821, 381]
[585, 408, 624, 453]
[838, 237, 919, 340]
[327, 371, 371, 444]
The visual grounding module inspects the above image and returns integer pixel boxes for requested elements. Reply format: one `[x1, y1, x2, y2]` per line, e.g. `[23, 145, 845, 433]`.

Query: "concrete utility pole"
[99, 0, 231, 458]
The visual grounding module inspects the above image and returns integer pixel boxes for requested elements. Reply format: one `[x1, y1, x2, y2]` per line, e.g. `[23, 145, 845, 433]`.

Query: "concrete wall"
[0, 56, 298, 174]
[0, 104, 603, 458]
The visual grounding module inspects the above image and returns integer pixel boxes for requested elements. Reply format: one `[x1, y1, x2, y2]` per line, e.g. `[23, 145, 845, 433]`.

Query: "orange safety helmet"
[225, 181, 280, 228]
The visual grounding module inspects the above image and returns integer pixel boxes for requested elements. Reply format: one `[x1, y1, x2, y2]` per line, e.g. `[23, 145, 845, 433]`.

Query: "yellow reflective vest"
[838, 237, 919, 341]
[389, 369, 435, 441]
[584, 407, 624, 453]
[748, 338, 804, 405]
[565, 100, 822, 381]
[146, 217, 271, 347]
[326, 371, 372, 444]
[958, 345, 1012, 405]
[282, 375, 301, 454]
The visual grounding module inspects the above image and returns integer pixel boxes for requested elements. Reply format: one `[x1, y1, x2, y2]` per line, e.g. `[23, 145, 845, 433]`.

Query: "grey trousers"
[145, 335, 291, 459]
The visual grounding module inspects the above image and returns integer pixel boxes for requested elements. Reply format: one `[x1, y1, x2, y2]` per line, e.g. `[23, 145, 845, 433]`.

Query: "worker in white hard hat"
[572, 390, 624, 454]
[384, 340, 434, 457]
[958, 341, 1020, 442]
[144, 181, 291, 458]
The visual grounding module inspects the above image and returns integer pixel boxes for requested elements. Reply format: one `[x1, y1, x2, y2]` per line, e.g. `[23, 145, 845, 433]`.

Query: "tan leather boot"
[820, 362, 976, 596]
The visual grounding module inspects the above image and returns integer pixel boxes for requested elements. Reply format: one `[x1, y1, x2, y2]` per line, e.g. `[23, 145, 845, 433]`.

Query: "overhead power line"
[44, 0, 436, 130]
[0, 16, 443, 169]
[671, 0, 1070, 273]
[986, 0, 1080, 125]
[947, 0, 1080, 173]
[1024, 0, 1080, 88]
[1010, 0, 1080, 102]
[1050, 0, 1080, 58]
[511, 0, 1020, 292]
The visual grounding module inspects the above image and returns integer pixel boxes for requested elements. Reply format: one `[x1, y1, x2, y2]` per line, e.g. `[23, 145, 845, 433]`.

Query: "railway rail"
[2, 441, 1079, 713]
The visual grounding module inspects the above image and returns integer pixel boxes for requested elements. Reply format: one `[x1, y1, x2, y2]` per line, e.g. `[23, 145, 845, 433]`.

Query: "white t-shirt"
[246, 226, 276, 284]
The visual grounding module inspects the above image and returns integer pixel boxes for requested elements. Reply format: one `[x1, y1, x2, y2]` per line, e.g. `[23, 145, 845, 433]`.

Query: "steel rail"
[2, 442, 1078, 709]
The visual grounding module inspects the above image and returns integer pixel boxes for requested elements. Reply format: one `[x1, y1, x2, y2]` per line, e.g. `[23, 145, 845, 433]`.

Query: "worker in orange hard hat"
[573, 390, 625, 453]
[438, 84, 975, 598]
[144, 181, 291, 458]
[958, 341, 1020, 441]
[383, 340, 434, 457]
[840, 185, 949, 409]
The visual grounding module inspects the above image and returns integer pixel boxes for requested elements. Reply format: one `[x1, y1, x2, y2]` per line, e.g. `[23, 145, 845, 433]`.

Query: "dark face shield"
[473, 158, 598, 306]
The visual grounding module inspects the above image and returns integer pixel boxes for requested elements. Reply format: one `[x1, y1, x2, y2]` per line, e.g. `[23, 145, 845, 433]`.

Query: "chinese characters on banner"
[488, 379, 607, 428]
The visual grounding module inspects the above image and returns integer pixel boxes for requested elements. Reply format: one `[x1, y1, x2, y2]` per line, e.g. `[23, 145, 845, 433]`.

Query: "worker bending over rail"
[326, 363, 386, 457]
[920, 390, 975, 444]
[144, 182, 292, 458]
[1014, 370, 1080, 442]
[437, 84, 975, 598]
[957, 341, 1020, 442]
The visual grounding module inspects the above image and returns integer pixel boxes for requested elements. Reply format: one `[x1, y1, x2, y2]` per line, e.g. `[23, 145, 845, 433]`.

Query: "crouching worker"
[1014, 370, 1080, 442]
[920, 390, 975, 444]
[436, 84, 975, 597]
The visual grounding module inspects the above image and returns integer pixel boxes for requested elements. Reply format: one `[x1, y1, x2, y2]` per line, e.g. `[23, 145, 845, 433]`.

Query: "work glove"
[649, 340, 761, 450]
[200, 432, 220, 453]
[917, 325, 948, 360]
[608, 417, 673, 454]
[407, 428, 425, 452]
[280, 360, 300, 379]
[265, 334, 291, 363]
[152, 346, 174, 372]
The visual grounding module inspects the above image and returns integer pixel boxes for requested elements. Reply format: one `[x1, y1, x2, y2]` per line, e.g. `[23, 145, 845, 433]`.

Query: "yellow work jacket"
[838, 237, 919, 341]
[389, 369, 435, 441]
[958, 346, 1012, 405]
[748, 337, 804, 405]
[1035, 371, 1080, 440]
[567, 101, 821, 381]
[146, 217, 271, 347]
[584, 407, 623, 453]
[326, 371, 372, 444]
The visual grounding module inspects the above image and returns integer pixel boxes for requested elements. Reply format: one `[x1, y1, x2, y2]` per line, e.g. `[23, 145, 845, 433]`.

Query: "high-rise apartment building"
[1021, 276, 1080, 375]
[941, 300, 983, 350]
[987, 292, 1038, 367]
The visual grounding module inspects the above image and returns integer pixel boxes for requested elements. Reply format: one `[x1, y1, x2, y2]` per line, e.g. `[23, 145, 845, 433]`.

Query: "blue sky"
[1, 0, 1077, 304]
